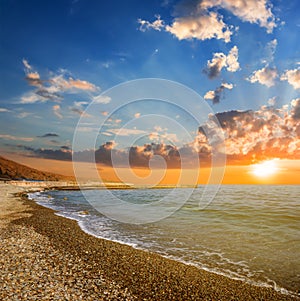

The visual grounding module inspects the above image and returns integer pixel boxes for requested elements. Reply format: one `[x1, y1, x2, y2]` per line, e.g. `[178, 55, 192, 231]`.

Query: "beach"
[0, 183, 298, 301]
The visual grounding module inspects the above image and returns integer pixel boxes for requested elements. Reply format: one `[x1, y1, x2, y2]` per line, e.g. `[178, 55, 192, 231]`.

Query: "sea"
[28, 185, 300, 296]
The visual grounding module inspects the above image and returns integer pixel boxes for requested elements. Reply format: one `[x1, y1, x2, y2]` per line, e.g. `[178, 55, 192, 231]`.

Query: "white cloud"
[204, 90, 216, 100]
[226, 46, 240, 72]
[204, 46, 240, 78]
[247, 66, 278, 87]
[50, 75, 98, 92]
[0, 134, 34, 142]
[138, 15, 164, 32]
[280, 68, 300, 90]
[166, 11, 233, 42]
[93, 95, 111, 104]
[200, 0, 276, 33]
[22, 59, 32, 70]
[20, 92, 43, 104]
[267, 97, 276, 106]
[222, 82, 233, 89]
[262, 39, 277, 64]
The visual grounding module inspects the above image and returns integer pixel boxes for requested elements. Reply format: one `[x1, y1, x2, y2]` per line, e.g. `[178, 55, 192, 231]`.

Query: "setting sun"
[250, 160, 279, 178]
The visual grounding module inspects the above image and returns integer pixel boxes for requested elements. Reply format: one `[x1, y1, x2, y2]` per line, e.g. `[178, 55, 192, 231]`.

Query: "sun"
[250, 160, 279, 178]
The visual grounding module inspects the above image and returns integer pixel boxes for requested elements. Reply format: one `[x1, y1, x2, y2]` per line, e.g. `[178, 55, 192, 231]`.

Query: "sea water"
[28, 185, 300, 296]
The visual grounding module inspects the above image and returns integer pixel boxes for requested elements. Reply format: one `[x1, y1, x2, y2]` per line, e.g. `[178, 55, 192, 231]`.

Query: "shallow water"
[28, 185, 300, 296]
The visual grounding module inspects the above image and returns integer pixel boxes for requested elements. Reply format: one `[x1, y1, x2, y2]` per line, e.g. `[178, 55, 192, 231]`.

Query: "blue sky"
[0, 0, 299, 166]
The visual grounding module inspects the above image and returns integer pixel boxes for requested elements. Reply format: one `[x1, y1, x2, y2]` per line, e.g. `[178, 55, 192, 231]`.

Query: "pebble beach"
[0, 183, 298, 300]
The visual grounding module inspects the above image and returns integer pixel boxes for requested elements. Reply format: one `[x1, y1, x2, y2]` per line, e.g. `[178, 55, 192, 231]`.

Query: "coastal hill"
[0, 155, 73, 181]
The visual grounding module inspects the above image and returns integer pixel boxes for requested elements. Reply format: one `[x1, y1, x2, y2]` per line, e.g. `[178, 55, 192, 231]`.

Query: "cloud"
[0, 108, 10, 112]
[226, 46, 240, 72]
[139, 0, 277, 45]
[53, 105, 63, 119]
[0, 134, 34, 142]
[17, 99, 300, 166]
[291, 98, 300, 120]
[280, 68, 300, 90]
[204, 82, 233, 104]
[17, 112, 33, 119]
[92, 95, 111, 104]
[21, 60, 99, 104]
[262, 39, 277, 64]
[204, 46, 240, 78]
[138, 15, 165, 32]
[134, 112, 141, 118]
[70, 107, 89, 117]
[37, 133, 59, 138]
[247, 66, 278, 87]
[22, 59, 32, 70]
[69, 101, 92, 117]
[50, 75, 98, 92]
[20, 92, 43, 104]
[108, 128, 147, 136]
[200, 0, 276, 33]
[209, 101, 300, 162]
[69, 79, 97, 91]
[74, 101, 89, 107]
[25, 72, 42, 87]
[101, 111, 109, 116]
[166, 11, 233, 42]
[21, 146, 72, 161]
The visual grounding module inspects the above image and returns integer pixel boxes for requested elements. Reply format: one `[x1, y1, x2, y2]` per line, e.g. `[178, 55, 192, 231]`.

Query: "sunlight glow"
[250, 160, 279, 178]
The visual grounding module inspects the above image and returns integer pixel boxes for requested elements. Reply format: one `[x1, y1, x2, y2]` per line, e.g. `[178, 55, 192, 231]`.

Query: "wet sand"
[0, 183, 298, 300]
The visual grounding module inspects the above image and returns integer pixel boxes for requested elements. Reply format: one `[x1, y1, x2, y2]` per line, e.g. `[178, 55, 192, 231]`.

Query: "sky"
[0, 0, 299, 184]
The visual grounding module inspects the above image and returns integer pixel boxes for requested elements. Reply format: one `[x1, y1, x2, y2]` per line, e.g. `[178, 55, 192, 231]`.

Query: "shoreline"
[0, 183, 298, 300]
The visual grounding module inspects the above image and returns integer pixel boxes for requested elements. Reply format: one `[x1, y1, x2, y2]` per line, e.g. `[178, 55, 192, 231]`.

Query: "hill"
[0, 156, 74, 181]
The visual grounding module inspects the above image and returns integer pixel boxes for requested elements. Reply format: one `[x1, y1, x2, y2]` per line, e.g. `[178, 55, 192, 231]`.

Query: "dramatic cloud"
[19, 99, 300, 167]
[204, 46, 240, 78]
[204, 82, 233, 104]
[166, 12, 233, 42]
[211, 101, 300, 163]
[280, 68, 300, 90]
[138, 15, 165, 32]
[247, 66, 278, 87]
[200, 0, 276, 33]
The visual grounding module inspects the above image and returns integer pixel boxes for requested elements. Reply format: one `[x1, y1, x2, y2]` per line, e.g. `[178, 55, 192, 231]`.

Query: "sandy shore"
[0, 183, 298, 300]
